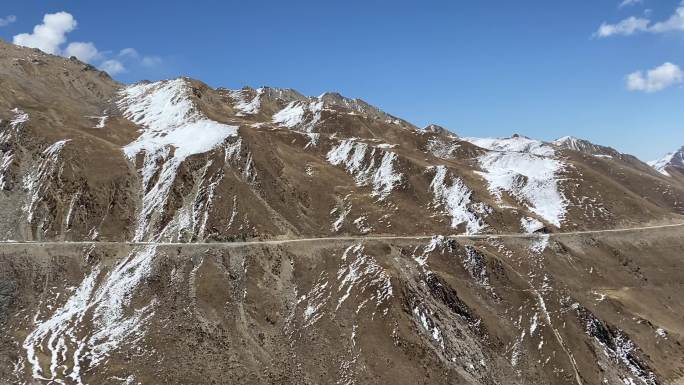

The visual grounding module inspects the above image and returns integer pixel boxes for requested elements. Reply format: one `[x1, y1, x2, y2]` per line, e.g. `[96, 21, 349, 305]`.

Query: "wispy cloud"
[649, 2, 684, 33]
[13, 11, 161, 76]
[100, 59, 126, 75]
[619, 0, 643, 9]
[115, 48, 162, 69]
[626, 62, 683, 92]
[0, 14, 16, 27]
[597, 1, 684, 37]
[596, 16, 649, 37]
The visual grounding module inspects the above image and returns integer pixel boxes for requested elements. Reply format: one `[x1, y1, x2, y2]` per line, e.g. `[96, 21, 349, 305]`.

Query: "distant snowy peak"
[649, 154, 674, 176]
[462, 134, 555, 157]
[227, 86, 409, 131]
[553, 136, 584, 150]
[318, 92, 390, 120]
[553, 136, 621, 159]
[649, 146, 684, 176]
[420, 124, 457, 137]
[667, 147, 684, 168]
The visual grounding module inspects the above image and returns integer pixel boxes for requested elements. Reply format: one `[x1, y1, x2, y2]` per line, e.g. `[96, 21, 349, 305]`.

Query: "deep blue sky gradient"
[2, 1, 683, 160]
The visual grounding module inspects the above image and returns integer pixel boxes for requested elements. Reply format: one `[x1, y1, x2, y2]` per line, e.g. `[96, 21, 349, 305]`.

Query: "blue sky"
[1, 1, 683, 160]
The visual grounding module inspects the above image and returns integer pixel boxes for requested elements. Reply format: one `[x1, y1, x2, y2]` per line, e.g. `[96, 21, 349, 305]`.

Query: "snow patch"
[331, 197, 351, 232]
[520, 217, 545, 233]
[530, 234, 550, 254]
[230, 88, 264, 116]
[463, 135, 555, 157]
[429, 165, 486, 234]
[118, 79, 238, 240]
[272, 99, 324, 132]
[413, 306, 445, 350]
[0, 108, 29, 189]
[427, 138, 460, 159]
[336, 244, 393, 314]
[23, 246, 157, 384]
[23, 140, 70, 224]
[298, 273, 331, 328]
[327, 140, 402, 200]
[476, 150, 567, 227]
[86, 115, 108, 129]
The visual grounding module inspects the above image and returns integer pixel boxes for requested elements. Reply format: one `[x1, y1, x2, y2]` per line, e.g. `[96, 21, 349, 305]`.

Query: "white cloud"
[626, 62, 683, 92]
[649, 3, 684, 32]
[100, 59, 125, 75]
[619, 0, 643, 8]
[13, 12, 76, 54]
[596, 16, 649, 37]
[119, 49, 162, 67]
[0, 14, 16, 26]
[119, 48, 139, 59]
[64, 41, 101, 63]
[597, 2, 684, 37]
[141, 56, 162, 67]
[12, 12, 160, 76]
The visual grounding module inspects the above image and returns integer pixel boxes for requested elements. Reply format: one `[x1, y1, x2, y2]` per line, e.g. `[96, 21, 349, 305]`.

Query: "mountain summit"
[649, 146, 684, 177]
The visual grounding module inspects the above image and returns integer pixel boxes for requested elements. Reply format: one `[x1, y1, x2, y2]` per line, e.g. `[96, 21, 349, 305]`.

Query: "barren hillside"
[0, 40, 683, 385]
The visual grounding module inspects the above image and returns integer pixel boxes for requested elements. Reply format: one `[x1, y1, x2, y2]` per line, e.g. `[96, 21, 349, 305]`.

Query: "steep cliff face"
[1, 41, 684, 385]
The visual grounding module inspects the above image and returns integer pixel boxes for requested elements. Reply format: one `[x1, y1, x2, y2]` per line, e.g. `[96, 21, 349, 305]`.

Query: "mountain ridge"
[2, 40, 684, 385]
[1, 39, 683, 245]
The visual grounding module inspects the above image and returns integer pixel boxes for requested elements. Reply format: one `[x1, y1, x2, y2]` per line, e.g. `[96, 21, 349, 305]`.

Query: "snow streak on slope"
[230, 88, 264, 115]
[582, 310, 658, 385]
[22, 246, 157, 384]
[463, 136, 554, 157]
[23, 140, 70, 224]
[408, 237, 488, 367]
[272, 99, 324, 132]
[327, 140, 402, 200]
[0, 108, 29, 189]
[553, 136, 583, 150]
[118, 79, 238, 240]
[554, 136, 601, 155]
[295, 244, 393, 329]
[465, 137, 567, 227]
[160, 160, 223, 241]
[336, 244, 393, 314]
[426, 138, 460, 159]
[554, 136, 622, 160]
[428, 165, 486, 234]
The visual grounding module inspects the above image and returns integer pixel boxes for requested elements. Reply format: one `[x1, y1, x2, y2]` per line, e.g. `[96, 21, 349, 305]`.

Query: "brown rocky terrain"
[0, 40, 683, 385]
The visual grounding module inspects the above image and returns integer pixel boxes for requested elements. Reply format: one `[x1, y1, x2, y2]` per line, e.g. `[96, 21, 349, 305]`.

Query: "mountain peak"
[649, 146, 684, 176]
[552, 135, 623, 160]
[421, 124, 450, 134]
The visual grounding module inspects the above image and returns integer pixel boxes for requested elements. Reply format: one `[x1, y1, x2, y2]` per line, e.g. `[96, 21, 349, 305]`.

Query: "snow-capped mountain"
[1, 40, 683, 385]
[649, 146, 684, 176]
[553, 135, 622, 159]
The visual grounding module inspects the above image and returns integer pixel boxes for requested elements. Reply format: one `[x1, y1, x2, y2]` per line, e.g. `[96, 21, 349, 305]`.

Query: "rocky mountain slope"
[650, 147, 684, 183]
[1, 40, 684, 385]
